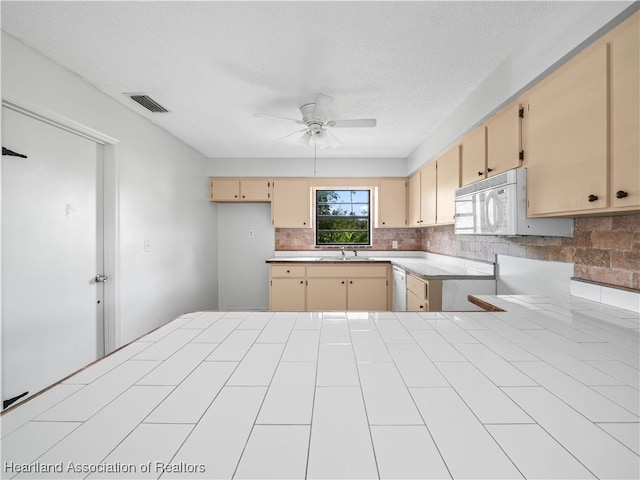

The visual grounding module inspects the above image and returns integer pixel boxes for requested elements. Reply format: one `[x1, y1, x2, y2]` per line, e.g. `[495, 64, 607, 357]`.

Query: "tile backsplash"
[275, 228, 422, 251]
[275, 213, 640, 292]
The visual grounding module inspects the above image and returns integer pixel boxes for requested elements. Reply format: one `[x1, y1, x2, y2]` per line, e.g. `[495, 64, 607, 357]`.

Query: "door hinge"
[519, 150, 525, 162]
[518, 107, 524, 118]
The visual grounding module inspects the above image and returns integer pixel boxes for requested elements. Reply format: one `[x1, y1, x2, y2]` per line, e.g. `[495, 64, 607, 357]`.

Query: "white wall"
[208, 156, 407, 178]
[217, 203, 274, 310]
[407, 1, 637, 174]
[1, 33, 219, 347]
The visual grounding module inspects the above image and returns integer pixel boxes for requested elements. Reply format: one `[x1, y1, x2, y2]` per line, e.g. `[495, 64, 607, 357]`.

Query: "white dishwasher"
[392, 266, 407, 311]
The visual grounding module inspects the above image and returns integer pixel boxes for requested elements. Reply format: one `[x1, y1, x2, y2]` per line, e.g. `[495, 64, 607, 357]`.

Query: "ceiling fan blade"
[274, 128, 309, 143]
[326, 119, 377, 128]
[254, 113, 305, 125]
[313, 93, 334, 122]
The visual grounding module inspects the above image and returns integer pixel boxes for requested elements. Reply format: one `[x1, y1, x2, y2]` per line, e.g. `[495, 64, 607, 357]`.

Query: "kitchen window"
[315, 189, 371, 246]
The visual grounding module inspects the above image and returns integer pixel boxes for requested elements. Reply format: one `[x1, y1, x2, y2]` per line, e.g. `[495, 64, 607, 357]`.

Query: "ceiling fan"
[256, 93, 377, 149]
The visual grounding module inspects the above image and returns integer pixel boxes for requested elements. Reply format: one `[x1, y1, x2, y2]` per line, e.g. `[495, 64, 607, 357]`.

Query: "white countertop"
[267, 253, 495, 280]
[2, 295, 638, 479]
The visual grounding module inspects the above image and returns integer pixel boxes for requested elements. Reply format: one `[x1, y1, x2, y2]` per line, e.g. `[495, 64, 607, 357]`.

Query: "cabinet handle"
[303, 222, 306, 225]
[419, 305, 424, 309]
[487, 168, 493, 173]
[616, 190, 629, 199]
[286, 270, 290, 273]
[341, 281, 345, 284]
[242, 195, 246, 198]
[349, 280, 353, 284]
[300, 280, 304, 284]
[588, 194, 599, 202]
[382, 221, 386, 225]
[234, 195, 238, 198]
[478, 171, 484, 176]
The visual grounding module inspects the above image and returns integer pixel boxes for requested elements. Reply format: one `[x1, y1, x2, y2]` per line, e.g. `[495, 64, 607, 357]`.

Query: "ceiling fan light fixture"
[299, 131, 312, 146]
[314, 130, 330, 150]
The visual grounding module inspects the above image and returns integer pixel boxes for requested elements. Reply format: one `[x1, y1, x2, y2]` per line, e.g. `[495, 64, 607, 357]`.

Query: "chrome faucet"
[352, 250, 358, 257]
[341, 247, 345, 257]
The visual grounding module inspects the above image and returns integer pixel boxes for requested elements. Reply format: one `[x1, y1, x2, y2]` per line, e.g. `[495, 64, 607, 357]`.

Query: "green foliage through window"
[316, 190, 371, 246]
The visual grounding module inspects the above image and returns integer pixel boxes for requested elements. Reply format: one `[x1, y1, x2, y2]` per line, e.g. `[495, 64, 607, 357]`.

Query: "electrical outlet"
[248, 229, 255, 238]
[392, 240, 398, 249]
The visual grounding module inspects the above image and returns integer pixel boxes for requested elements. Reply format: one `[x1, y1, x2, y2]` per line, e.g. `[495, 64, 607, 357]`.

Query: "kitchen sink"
[317, 256, 373, 262]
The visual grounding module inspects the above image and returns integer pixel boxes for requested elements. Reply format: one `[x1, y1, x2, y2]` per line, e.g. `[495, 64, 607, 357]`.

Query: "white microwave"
[454, 168, 573, 237]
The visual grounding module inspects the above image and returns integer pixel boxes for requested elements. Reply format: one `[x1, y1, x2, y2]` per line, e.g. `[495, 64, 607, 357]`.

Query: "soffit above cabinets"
[1, 1, 562, 159]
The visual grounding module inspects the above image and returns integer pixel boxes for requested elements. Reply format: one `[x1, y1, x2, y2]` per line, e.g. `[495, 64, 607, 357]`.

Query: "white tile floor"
[1, 296, 639, 479]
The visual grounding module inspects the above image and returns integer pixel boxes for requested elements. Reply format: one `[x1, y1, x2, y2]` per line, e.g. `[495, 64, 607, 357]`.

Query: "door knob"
[588, 194, 598, 202]
[616, 190, 628, 199]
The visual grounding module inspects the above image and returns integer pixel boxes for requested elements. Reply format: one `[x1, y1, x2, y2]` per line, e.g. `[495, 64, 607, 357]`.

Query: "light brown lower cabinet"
[406, 274, 442, 312]
[306, 278, 348, 311]
[269, 265, 306, 311]
[269, 263, 391, 311]
[346, 278, 389, 311]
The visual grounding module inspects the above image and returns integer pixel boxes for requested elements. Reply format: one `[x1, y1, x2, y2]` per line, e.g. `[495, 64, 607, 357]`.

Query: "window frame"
[314, 187, 373, 247]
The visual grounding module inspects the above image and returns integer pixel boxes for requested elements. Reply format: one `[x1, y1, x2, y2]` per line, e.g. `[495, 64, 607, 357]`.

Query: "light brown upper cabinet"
[435, 145, 461, 225]
[408, 170, 422, 227]
[420, 161, 437, 226]
[209, 178, 271, 202]
[271, 179, 311, 228]
[460, 126, 487, 186]
[526, 41, 608, 216]
[527, 12, 640, 217]
[378, 179, 407, 227]
[408, 164, 436, 227]
[610, 12, 639, 211]
[486, 102, 523, 177]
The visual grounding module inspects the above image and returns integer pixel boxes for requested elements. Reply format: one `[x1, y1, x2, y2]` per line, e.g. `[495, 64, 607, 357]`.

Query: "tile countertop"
[1, 295, 638, 480]
[266, 254, 496, 281]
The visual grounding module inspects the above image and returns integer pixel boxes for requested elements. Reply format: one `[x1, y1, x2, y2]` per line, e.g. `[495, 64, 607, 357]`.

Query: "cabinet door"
[610, 13, 640, 209]
[241, 180, 270, 201]
[461, 126, 487, 186]
[408, 171, 422, 227]
[306, 278, 347, 310]
[347, 278, 388, 311]
[436, 146, 460, 225]
[378, 179, 407, 227]
[486, 103, 522, 177]
[420, 162, 437, 226]
[272, 180, 311, 228]
[210, 179, 240, 201]
[407, 291, 427, 312]
[270, 278, 306, 311]
[527, 43, 608, 216]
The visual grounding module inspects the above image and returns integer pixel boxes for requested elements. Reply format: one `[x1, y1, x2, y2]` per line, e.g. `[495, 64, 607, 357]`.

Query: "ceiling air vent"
[127, 94, 169, 113]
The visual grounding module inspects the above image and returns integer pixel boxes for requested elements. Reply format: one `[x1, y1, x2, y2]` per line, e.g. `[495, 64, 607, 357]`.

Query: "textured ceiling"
[1, 1, 559, 159]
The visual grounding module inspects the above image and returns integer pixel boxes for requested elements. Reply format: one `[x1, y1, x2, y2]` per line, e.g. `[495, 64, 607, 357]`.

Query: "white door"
[2, 106, 105, 407]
